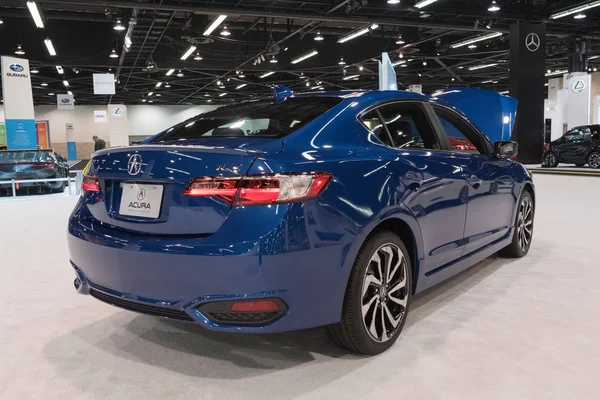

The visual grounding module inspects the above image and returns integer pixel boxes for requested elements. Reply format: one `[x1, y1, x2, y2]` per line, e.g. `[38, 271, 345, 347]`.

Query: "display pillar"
[509, 23, 546, 164]
[1, 56, 36, 150]
[108, 105, 129, 147]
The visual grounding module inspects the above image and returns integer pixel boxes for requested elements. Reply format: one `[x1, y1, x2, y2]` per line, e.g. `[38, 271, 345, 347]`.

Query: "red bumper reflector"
[230, 300, 280, 313]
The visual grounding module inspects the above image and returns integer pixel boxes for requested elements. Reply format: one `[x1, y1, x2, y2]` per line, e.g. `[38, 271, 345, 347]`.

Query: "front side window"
[149, 97, 342, 142]
[433, 106, 490, 155]
[564, 127, 590, 142]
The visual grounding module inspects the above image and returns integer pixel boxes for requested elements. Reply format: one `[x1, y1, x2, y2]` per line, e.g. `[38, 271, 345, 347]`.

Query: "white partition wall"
[564, 72, 591, 129]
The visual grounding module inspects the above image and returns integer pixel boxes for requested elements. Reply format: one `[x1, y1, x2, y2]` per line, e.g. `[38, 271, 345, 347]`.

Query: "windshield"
[0, 150, 53, 163]
[149, 96, 342, 142]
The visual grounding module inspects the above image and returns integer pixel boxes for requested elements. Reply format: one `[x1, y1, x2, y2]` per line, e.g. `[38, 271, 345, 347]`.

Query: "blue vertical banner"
[1, 56, 36, 150]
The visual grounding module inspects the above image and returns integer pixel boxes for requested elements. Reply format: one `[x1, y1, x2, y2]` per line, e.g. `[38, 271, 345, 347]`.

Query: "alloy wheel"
[589, 153, 600, 168]
[545, 153, 556, 166]
[517, 196, 533, 252]
[361, 243, 408, 343]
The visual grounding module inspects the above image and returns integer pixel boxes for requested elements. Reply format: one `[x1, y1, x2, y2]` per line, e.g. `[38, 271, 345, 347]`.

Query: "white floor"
[1, 175, 599, 400]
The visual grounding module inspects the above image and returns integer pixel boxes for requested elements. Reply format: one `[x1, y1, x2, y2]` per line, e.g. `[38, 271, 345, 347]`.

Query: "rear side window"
[149, 97, 342, 142]
[433, 106, 491, 155]
[0, 151, 53, 163]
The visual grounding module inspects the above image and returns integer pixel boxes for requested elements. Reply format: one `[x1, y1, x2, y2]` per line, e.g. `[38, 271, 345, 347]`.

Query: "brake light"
[82, 174, 99, 193]
[33, 162, 54, 170]
[183, 172, 331, 205]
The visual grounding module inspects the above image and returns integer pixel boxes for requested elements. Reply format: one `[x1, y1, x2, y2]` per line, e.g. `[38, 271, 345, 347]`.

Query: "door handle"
[467, 175, 482, 189]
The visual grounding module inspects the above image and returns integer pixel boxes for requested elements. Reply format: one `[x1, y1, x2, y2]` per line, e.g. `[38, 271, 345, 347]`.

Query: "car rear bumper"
[68, 204, 358, 333]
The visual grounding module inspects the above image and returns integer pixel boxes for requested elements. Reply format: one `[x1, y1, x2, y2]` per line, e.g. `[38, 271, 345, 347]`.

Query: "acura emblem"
[127, 154, 143, 176]
[525, 33, 540, 52]
[137, 188, 146, 200]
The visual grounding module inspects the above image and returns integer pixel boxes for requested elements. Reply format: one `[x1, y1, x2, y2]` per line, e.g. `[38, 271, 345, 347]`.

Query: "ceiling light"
[55, 65, 64, 74]
[337, 24, 379, 44]
[109, 48, 119, 58]
[219, 93, 227, 97]
[291, 50, 318, 64]
[114, 19, 126, 31]
[62, 80, 69, 87]
[259, 71, 275, 78]
[314, 32, 324, 41]
[551, 1, 600, 19]
[415, 0, 438, 8]
[147, 92, 154, 96]
[155, 94, 161, 97]
[67, 91, 73, 96]
[306, 81, 310, 87]
[392, 60, 406, 66]
[176, 70, 184, 77]
[236, 83, 247, 89]
[142, 99, 147, 103]
[396, 35, 405, 44]
[451, 78, 455, 81]
[499, 90, 509, 94]
[418, 73, 422, 77]
[239, 72, 245, 78]
[31, 68, 39, 74]
[422, 61, 427, 66]
[270, 55, 278, 63]
[485, 20, 493, 29]
[148, 100, 154, 103]
[468, 44, 477, 49]
[204, 15, 227, 36]
[155, 82, 163, 88]
[220, 26, 231, 36]
[181, 45, 197, 60]
[27, 2, 44, 28]
[219, 85, 225, 89]
[338, 57, 346, 65]
[207, 99, 212, 102]
[194, 53, 203, 61]
[545, 69, 568, 76]
[166, 69, 175, 76]
[401, 64, 407, 67]
[450, 32, 502, 48]
[217, 80, 222, 86]
[387, 0, 401, 3]
[41, 82, 48, 86]
[165, 84, 171, 88]
[44, 38, 56, 56]
[343, 74, 360, 80]
[0, 18, 3, 24]
[15, 44, 25, 55]
[574, 12, 586, 19]
[48, 93, 54, 96]
[488, 1, 500, 12]
[359, 65, 364, 70]
[468, 63, 499, 70]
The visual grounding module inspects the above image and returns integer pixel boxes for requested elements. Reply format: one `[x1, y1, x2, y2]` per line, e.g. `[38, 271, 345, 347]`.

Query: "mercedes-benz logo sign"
[525, 33, 540, 52]
[127, 154, 143, 176]
[572, 80, 585, 93]
[137, 188, 146, 201]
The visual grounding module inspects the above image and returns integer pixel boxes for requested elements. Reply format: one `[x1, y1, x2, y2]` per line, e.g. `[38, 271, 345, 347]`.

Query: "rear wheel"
[543, 151, 559, 168]
[499, 190, 534, 258]
[587, 152, 600, 169]
[325, 231, 411, 355]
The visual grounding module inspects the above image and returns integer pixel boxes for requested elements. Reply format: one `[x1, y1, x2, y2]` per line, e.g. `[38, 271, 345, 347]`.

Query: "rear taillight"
[183, 172, 331, 206]
[82, 174, 99, 193]
[33, 162, 54, 170]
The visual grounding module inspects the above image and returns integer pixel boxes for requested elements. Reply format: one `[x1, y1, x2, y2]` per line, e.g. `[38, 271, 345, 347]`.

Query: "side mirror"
[494, 141, 519, 159]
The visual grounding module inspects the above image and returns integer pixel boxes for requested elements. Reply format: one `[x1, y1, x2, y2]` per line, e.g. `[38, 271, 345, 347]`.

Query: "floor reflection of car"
[68, 88, 534, 355]
[0, 149, 69, 195]
[543, 125, 600, 168]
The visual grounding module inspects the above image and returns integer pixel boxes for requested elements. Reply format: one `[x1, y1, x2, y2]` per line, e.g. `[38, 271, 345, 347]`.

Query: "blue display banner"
[67, 142, 77, 160]
[5, 119, 37, 150]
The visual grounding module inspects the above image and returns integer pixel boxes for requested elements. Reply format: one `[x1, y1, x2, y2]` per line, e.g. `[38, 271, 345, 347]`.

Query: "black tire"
[325, 231, 412, 355]
[499, 190, 534, 258]
[542, 151, 559, 168]
[587, 151, 600, 169]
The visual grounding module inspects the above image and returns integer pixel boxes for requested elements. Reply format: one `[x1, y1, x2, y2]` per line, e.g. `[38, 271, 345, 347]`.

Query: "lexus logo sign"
[525, 33, 540, 52]
[571, 80, 585, 93]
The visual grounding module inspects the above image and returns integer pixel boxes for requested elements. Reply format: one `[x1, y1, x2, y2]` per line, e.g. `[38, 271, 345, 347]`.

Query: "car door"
[559, 128, 590, 163]
[430, 104, 516, 256]
[359, 102, 469, 274]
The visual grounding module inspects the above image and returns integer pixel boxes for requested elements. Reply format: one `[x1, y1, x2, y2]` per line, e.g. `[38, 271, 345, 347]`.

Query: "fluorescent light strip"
[56, 65, 64, 74]
[545, 69, 568, 77]
[203, 15, 227, 36]
[219, 93, 227, 97]
[450, 32, 502, 49]
[291, 50, 318, 64]
[155, 82, 163, 88]
[67, 91, 73, 96]
[392, 60, 406, 66]
[259, 71, 275, 78]
[338, 24, 379, 44]
[550, 0, 600, 19]
[27, 1, 44, 28]
[63, 81, 69, 87]
[235, 83, 247, 89]
[499, 90, 509, 94]
[166, 69, 175, 76]
[468, 63, 498, 70]
[147, 92, 154, 96]
[415, 0, 439, 9]
[44, 38, 56, 56]
[181, 45, 197, 60]
[343, 74, 360, 80]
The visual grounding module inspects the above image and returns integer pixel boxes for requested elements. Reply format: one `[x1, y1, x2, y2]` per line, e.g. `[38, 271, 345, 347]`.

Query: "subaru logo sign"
[61, 98, 71, 104]
[9, 64, 24, 73]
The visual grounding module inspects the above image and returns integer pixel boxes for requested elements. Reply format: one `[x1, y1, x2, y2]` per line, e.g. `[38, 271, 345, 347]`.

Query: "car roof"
[293, 89, 429, 100]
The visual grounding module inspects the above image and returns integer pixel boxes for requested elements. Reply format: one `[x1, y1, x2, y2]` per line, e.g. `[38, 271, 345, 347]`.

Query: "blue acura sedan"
[68, 88, 534, 355]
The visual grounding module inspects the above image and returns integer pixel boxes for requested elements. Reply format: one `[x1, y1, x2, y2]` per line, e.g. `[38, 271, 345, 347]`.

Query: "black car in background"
[543, 125, 600, 168]
[0, 149, 69, 195]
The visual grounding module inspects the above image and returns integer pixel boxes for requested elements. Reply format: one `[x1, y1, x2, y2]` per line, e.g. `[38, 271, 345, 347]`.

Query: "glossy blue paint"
[68, 88, 533, 333]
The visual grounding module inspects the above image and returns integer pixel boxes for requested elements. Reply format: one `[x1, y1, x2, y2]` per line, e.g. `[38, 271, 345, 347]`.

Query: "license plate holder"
[119, 183, 164, 219]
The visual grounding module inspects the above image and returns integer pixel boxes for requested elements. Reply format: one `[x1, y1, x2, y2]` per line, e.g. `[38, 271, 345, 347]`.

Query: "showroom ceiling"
[0, 0, 599, 105]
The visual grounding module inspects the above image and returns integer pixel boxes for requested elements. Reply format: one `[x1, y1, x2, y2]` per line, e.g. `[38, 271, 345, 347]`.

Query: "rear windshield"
[148, 96, 343, 142]
[0, 150, 53, 163]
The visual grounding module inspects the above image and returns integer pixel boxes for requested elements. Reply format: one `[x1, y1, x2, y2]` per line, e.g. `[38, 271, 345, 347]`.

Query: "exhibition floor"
[0, 175, 598, 400]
